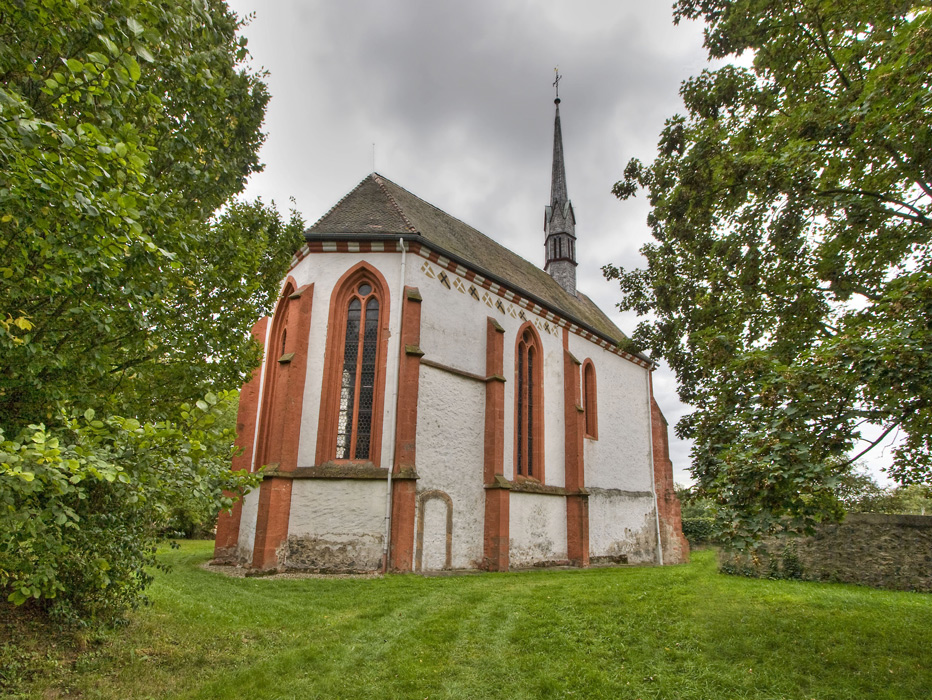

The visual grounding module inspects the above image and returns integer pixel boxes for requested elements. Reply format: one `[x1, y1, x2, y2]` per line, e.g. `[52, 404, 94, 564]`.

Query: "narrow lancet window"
[335, 283, 380, 460]
[583, 360, 598, 439]
[515, 325, 543, 480]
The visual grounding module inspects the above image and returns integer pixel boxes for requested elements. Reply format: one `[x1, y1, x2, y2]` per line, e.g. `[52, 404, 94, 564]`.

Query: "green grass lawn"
[7, 540, 932, 699]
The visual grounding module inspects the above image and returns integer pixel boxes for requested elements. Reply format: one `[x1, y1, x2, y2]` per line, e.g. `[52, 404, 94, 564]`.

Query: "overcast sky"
[221, 0, 717, 483]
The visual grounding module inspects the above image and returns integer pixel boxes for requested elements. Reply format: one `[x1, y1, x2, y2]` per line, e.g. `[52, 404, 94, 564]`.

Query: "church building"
[213, 94, 688, 572]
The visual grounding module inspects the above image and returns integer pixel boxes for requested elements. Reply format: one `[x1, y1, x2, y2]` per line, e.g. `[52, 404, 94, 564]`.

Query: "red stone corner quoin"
[213, 280, 315, 571]
[650, 374, 689, 564]
[482, 316, 509, 571]
[563, 328, 589, 567]
[387, 285, 423, 572]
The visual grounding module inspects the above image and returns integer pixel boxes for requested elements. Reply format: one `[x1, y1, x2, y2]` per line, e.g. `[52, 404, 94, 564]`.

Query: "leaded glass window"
[335, 283, 380, 460]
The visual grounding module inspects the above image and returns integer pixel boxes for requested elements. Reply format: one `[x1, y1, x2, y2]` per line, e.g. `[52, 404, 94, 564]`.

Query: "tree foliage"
[0, 0, 303, 426]
[0, 0, 302, 621]
[606, 1, 932, 547]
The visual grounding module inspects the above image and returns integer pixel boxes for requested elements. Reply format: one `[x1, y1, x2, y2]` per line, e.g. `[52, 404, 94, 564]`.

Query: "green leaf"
[126, 17, 144, 36]
[98, 34, 119, 57]
[124, 55, 141, 82]
[135, 44, 155, 63]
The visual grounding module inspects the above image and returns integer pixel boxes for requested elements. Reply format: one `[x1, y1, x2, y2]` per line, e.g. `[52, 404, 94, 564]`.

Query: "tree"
[606, 1, 932, 548]
[831, 465, 889, 513]
[0, 0, 303, 621]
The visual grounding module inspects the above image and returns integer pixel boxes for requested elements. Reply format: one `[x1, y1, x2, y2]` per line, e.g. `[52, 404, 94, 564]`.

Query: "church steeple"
[544, 71, 577, 295]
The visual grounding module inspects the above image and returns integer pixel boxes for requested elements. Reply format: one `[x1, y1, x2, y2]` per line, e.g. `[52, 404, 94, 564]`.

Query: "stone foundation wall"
[723, 513, 932, 592]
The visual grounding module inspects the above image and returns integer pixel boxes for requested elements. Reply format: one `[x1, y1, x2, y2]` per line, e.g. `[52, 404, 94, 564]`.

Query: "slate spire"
[550, 101, 568, 206]
[544, 72, 577, 296]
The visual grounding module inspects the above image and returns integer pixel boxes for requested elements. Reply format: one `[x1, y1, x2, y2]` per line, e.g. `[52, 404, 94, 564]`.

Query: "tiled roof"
[305, 173, 640, 354]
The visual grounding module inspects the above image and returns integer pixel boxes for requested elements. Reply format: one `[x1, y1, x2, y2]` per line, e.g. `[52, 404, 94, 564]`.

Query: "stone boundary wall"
[724, 513, 932, 592]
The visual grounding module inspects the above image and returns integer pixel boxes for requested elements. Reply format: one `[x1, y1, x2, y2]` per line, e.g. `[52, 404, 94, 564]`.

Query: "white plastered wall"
[414, 258, 571, 567]
[416, 259, 568, 488]
[408, 259, 490, 569]
[420, 498, 450, 570]
[286, 479, 386, 570]
[587, 491, 657, 563]
[509, 492, 568, 566]
[416, 262, 488, 378]
[568, 333, 657, 560]
[569, 335, 653, 492]
[414, 366, 485, 569]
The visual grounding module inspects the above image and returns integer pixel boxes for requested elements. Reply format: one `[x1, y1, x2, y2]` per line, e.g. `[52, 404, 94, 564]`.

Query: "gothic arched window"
[515, 324, 544, 480]
[317, 263, 391, 466]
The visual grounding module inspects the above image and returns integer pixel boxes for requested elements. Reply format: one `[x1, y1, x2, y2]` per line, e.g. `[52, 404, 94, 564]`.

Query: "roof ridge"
[372, 173, 418, 233]
[307, 174, 373, 230]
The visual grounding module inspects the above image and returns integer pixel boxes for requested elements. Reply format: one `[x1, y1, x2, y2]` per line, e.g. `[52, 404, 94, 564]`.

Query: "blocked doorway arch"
[415, 489, 453, 572]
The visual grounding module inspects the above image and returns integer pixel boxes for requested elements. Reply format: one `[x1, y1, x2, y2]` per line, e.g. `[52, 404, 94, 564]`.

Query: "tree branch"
[883, 144, 932, 202]
[835, 419, 902, 471]
[815, 188, 932, 227]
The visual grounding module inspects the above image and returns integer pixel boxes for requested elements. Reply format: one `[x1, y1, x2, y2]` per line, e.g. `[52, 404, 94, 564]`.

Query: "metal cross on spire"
[553, 67, 562, 100]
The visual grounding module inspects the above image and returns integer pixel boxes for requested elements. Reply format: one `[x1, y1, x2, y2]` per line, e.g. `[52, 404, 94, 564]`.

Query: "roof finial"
[553, 67, 561, 104]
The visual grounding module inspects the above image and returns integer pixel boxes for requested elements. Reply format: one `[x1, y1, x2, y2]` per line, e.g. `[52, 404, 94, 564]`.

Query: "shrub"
[0, 393, 258, 625]
[682, 517, 717, 545]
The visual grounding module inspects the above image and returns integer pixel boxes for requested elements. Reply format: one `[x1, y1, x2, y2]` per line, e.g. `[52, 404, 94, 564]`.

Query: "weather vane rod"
[553, 67, 562, 100]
